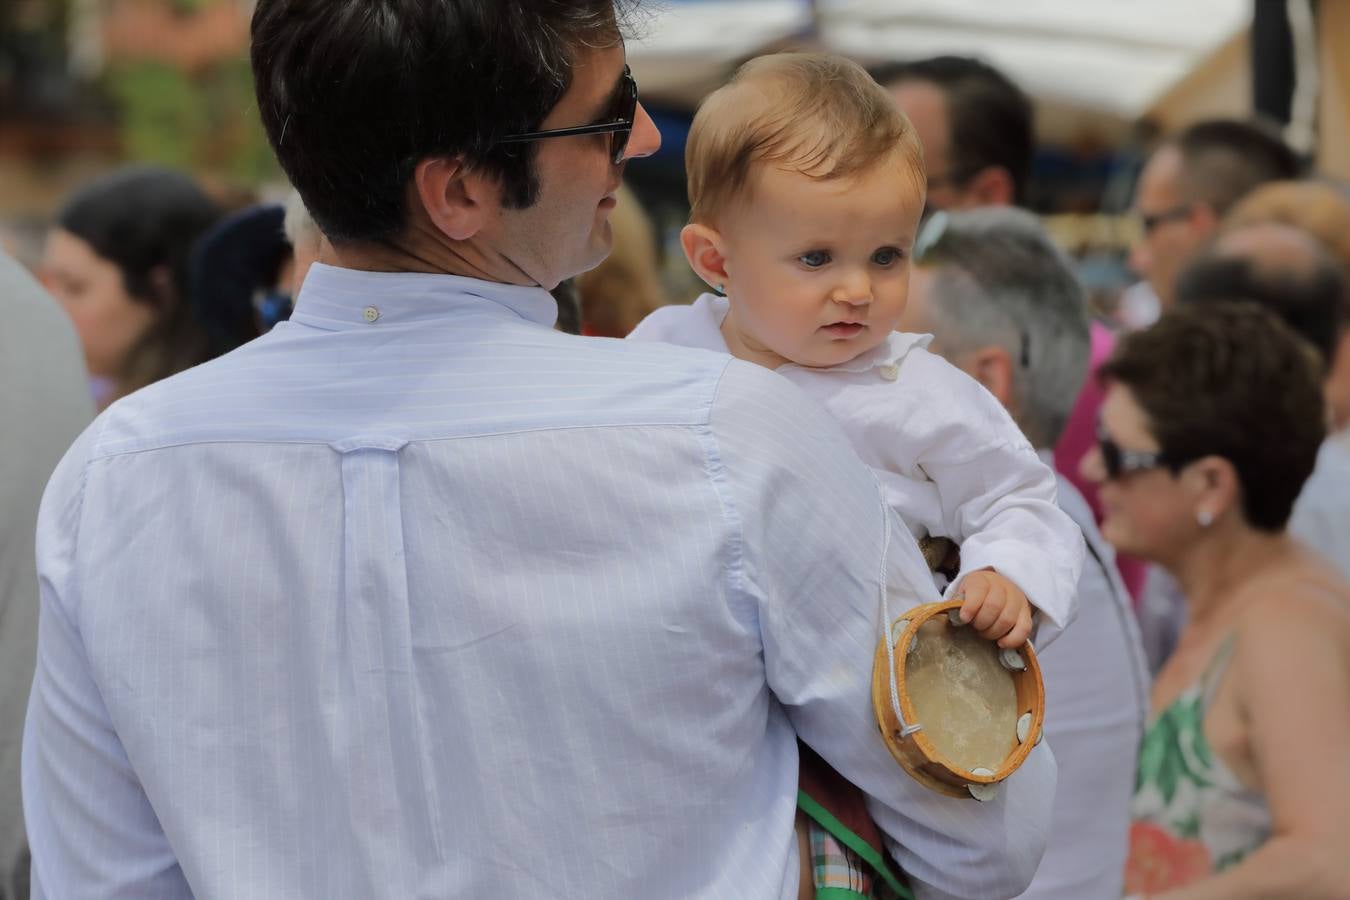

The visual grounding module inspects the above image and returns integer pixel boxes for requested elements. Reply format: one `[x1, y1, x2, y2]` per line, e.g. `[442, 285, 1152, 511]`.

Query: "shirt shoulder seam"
[85, 415, 726, 462]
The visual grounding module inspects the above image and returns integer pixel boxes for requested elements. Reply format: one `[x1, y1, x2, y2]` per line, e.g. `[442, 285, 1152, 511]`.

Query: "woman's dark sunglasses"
[498, 66, 638, 166]
[1095, 418, 1184, 480]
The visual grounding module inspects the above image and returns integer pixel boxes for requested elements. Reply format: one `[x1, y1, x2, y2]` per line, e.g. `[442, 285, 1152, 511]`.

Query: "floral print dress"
[1124, 637, 1270, 894]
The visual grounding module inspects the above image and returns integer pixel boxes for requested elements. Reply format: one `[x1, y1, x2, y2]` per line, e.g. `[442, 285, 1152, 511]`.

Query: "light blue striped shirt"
[24, 264, 1054, 899]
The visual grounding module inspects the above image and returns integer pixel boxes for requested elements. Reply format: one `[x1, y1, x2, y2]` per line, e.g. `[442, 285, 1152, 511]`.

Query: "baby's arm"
[904, 354, 1085, 646]
[934, 439, 1082, 646]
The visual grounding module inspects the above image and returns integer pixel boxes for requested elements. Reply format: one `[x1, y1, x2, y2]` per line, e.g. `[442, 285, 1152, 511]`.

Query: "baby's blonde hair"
[686, 52, 925, 226]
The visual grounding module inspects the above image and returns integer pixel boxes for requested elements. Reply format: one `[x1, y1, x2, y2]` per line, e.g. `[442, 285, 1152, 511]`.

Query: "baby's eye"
[872, 247, 904, 266]
[798, 250, 831, 268]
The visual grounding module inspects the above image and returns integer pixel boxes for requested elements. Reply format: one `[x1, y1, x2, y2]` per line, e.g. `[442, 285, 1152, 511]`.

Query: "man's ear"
[965, 344, 1016, 408]
[680, 223, 730, 292]
[413, 157, 488, 242]
[962, 166, 1016, 208]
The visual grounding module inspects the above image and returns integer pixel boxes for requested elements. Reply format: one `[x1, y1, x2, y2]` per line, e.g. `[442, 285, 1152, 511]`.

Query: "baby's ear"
[680, 223, 730, 291]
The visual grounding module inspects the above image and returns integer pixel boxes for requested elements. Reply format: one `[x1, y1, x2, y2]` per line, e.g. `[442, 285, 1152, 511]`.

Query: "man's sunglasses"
[1095, 418, 1187, 480]
[498, 66, 638, 166]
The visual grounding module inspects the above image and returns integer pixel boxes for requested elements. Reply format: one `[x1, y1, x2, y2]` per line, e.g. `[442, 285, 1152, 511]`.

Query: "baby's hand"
[954, 569, 1033, 648]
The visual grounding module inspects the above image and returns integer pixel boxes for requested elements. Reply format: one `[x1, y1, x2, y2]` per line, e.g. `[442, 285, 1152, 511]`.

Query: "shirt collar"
[805, 331, 934, 374]
[289, 263, 558, 331]
[693, 292, 934, 374]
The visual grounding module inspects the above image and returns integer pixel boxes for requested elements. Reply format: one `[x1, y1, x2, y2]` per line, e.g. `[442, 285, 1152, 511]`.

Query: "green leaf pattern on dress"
[1137, 695, 1213, 804]
[1130, 655, 1269, 889]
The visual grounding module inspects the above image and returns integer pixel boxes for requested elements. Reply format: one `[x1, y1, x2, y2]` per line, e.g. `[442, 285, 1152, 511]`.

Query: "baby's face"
[717, 162, 925, 369]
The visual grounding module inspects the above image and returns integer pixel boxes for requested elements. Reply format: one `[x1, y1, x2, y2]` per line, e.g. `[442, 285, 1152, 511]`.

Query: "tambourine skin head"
[871, 599, 1046, 800]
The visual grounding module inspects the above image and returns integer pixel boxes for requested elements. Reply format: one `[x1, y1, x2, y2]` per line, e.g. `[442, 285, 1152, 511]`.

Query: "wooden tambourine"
[871, 599, 1045, 801]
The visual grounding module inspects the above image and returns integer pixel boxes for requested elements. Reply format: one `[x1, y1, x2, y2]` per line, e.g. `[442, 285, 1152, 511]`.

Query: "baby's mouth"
[822, 322, 867, 337]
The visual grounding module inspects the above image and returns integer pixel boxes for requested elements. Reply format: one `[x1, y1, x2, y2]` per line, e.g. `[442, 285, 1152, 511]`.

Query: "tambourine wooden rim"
[871, 599, 1046, 800]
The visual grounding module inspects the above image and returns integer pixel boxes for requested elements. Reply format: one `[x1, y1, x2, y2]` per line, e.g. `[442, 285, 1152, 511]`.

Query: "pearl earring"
[1197, 509, 1214, 527]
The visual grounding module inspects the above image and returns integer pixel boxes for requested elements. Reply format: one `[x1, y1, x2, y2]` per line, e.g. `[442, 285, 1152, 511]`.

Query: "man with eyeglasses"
[21, 3, 1045, 898]
[1127, 118, 1298, 315]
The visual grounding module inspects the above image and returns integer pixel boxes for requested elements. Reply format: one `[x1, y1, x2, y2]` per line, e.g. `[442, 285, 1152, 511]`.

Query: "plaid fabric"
[809, 817, 874, 897]
[797, 742, 913, 900]
[806, 817, 913, 900]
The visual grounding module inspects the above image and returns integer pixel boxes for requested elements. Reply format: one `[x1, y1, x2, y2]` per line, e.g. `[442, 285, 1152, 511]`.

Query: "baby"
[627, 53, 1084, 899]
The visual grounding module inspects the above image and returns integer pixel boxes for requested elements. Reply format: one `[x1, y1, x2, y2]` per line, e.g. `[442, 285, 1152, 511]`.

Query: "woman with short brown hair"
[1083, 303, 1350, 898]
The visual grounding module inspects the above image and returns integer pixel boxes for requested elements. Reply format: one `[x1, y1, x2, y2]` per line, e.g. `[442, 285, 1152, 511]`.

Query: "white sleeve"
[23, 420, 193, 898]
[896, 353, 1084, 645]
[711, 361, 1055, 900]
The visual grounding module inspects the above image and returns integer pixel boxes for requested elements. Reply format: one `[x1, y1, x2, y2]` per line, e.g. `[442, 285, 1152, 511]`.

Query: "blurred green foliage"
[107, 63, 203, 167]
[2, 0, 276, 185]
[106, 59, 276, 184]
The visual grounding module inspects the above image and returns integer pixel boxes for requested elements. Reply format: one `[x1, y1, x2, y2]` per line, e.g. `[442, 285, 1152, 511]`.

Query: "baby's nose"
[832, 274, 873, 306]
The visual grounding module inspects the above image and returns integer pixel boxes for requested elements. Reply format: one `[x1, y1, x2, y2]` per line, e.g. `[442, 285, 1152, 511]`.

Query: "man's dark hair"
[250, 0, 634, 243]
[1100, 303, 1324, 532]
[1176, 242, 1346, 364]
[869, 56, 1033, 205]
[1171, 119, 1301, 217]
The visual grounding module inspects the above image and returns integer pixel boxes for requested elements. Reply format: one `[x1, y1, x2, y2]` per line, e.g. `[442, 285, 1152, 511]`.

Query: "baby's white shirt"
[628, 293, 1084, 639]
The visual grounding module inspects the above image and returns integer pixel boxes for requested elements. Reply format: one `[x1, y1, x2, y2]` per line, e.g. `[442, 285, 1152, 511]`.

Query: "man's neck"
[323, 219, 538, 286]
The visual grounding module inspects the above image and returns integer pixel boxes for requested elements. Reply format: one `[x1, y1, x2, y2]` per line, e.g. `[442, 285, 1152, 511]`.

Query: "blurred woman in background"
[41, 165, 223, 408]
[1082, 304, 1350, 898]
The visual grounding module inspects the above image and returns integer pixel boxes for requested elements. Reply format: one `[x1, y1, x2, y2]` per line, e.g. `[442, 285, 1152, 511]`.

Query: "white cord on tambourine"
[878, 500, 923, 738]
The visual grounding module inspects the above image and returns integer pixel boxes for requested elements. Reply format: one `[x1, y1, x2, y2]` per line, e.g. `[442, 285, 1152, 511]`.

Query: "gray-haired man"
[900, 207, 1151, 900]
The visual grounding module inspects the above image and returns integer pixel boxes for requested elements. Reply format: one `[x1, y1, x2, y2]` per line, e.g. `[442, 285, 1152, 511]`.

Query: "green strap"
[796, 790, 915, 900]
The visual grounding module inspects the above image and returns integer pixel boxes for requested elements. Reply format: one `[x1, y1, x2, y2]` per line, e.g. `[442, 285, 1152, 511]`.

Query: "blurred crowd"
[3, 34, 1350, 900]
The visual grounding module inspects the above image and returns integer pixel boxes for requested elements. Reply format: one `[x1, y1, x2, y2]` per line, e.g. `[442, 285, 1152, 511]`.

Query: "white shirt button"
[877, 363, 900, 381]
[363, 306, 380, 323]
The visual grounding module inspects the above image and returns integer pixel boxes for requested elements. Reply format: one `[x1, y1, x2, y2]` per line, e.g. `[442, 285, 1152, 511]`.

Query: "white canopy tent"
[629, 0, 1251, 134]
